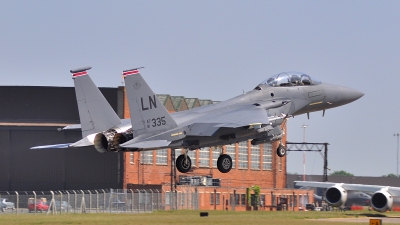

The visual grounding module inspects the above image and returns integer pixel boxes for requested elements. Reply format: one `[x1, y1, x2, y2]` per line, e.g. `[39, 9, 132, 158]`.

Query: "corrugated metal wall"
[0, 86, 118, 123]
[0, 86, 124, 191]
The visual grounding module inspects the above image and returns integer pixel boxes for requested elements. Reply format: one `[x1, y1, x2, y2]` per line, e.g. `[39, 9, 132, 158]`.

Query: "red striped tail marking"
[122, 70, 140, 77]
[72, 71, 88, 77]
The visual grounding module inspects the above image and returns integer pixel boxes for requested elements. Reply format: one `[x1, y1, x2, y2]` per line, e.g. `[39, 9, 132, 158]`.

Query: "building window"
[156, 149, 168, 165]
[235, 194, 240, 205]
[175, 149, 182, 159]
[210, 193, 220, 205]
[130, 152, 134, 164]
[225, 144, 236, 169]
[263, 143, 272, 170]
[272, 194, 276, 206]
[238, 141, 248, 169]
[199, 148, 210, 167]
[165, 192, 171, 205]
[179, 192, 185, 206]
[261, 194, 266, 207]
[241, 194, 246, 206]
[230, 194, 239, 205]
[188, 150, 196, 167]
[141, 150, 153, 164]
[212, 148, 220, 168]
[251, 144, 261, 170]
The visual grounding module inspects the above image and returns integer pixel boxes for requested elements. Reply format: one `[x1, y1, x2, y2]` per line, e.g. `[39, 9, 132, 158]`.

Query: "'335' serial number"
[147, 116, 166, 127]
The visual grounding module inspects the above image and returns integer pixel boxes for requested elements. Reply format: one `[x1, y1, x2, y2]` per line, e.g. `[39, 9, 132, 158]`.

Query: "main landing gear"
[217, 154, 232, 173]
[176, 153, 192, 173]
[176, 148, 233, 173]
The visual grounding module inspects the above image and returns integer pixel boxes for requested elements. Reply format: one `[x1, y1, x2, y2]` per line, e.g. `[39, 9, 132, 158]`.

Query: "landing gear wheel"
[277, 145, 286, 157]
[217, 154, 232, 173]
[176, 154, 192, 173]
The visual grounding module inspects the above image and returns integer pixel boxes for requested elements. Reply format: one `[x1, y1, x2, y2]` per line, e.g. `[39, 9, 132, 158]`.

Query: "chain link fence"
[0, 188, 199, 215]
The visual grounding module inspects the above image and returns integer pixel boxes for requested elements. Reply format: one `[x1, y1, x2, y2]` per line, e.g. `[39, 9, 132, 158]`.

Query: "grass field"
[1, 210, 400, 225]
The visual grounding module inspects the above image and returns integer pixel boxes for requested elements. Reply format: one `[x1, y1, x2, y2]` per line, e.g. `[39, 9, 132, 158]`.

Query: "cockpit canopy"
[258, 72, 321, 87]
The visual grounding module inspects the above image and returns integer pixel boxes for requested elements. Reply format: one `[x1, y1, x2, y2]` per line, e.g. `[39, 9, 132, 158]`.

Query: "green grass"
[1, 210, 400, 225]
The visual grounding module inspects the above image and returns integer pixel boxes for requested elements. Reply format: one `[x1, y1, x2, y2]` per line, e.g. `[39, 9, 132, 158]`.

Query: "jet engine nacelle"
[93, 129, 133, 153]
[112, 131, 134, 151]
[325, 186, 348, 207]
[371, 190, 393, 212]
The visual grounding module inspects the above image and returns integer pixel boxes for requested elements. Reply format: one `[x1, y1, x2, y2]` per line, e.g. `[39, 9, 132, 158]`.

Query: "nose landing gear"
[277, 144, 286, 157]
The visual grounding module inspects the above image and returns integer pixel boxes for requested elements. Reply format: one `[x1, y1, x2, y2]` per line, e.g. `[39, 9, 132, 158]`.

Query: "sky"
[1, 0, 400, 177]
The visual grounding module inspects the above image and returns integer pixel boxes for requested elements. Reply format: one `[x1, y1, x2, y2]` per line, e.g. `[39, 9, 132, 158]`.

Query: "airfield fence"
[0, 188, 199, 215]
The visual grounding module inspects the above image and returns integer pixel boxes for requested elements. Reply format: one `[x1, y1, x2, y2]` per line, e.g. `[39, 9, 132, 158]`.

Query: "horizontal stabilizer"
[120, 140, 171, 149]
[63, 124, 81, 130]
[69, 137, 94, 147]
[30, 143, 72, 149]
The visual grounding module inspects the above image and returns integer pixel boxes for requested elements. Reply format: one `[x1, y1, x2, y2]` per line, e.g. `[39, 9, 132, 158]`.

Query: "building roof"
[198, 100, 214, 106]
[185, 98, 200, 109]
[157, 94, 175, 112]
[170, 96, 189, 111]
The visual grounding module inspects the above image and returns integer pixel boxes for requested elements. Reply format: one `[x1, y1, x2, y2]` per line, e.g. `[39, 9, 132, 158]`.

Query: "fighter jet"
[295, 181, 400, 212]
[32, 67, 363, 174]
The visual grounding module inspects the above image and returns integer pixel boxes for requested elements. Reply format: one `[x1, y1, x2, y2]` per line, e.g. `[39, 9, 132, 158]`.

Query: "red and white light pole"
[301, 124, 308, 181]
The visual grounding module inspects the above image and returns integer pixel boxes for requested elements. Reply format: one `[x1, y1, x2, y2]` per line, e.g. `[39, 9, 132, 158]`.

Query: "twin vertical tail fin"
[71, 67, 121, 138]
[123, 68, 177, 137]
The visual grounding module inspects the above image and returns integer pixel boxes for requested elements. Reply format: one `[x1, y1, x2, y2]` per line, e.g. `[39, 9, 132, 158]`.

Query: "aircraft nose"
[340, 86, 364, 104]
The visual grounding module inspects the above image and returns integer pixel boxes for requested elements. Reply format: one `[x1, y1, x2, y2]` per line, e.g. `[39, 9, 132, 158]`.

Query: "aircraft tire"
[217, 154, 232, 173]
[277, 145, 286, 157]
[176, 154, 191, 173]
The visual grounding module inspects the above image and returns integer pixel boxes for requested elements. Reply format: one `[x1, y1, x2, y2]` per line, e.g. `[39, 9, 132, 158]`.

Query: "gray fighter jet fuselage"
[120, 71, 363, 151]
[162, 79, 362, 149]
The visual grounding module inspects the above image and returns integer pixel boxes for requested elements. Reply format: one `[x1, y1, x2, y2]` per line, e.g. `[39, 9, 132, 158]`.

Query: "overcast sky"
[1, 1, 399, 177]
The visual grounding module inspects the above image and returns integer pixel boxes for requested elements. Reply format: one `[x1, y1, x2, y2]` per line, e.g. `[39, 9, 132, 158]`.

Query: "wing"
[121, 140, 171, 149]
[187, 99, 291, 136]
[186, 107, 270, 136]
[204, 108, 270, 128]
[295, 181, 400, 197]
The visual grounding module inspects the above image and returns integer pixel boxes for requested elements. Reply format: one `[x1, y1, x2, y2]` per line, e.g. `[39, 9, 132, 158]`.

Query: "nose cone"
[340, 86, 364, 105]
